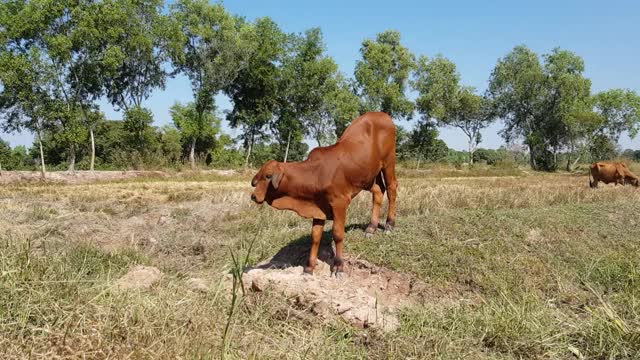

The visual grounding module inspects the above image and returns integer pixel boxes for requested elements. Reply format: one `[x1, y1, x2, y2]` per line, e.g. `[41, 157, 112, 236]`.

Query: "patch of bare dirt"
[0, 169, 239, 184]
[186, 278, 210, 293]
[114, 265, 162, 290]
[242, 239, 466, 332]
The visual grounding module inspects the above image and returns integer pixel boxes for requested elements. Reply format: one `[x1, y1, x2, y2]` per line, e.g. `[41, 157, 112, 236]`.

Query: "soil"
[115, 265, 163, 290]
[0, 169, 238, 184]
[242, 238, 467, 332]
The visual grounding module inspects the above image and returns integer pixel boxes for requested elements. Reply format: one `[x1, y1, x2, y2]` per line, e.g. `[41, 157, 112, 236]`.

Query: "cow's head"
[251, 160, 285, 204]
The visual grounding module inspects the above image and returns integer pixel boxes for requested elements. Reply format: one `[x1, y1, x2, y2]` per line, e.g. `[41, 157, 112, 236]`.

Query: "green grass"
[1, 170, 640, 358]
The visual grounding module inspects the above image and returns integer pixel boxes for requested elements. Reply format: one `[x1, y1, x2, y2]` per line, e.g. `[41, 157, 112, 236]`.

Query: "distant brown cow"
[589, 162, 639, 188]
[250, 112, 398, 275]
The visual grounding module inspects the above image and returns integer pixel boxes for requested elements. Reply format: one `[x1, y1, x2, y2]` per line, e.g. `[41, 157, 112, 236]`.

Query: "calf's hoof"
[303, 266, 315, 275]
[333, 271, 346, 280]
[331, 258, 345, 275]
[384, 223, 394, 232]
[364, 224, 377, 237]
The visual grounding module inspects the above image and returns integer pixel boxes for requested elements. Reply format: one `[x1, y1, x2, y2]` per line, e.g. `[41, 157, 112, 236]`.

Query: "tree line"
[1, 0, 639, 176]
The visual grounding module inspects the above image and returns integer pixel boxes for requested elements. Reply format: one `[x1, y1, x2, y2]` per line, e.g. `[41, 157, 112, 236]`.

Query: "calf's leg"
[382, 163, 398, 231]
[331, 204, 347, 274]
[304, 219, 325, 274]
[365, 174, 385, 236]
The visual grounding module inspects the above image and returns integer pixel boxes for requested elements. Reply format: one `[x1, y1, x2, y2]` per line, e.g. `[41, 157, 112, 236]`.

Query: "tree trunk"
[37, 129, 46, 180]
[569, 154, 581, 172]
[416, 155, 421, 170]
[284, 131, 291, 163]
[68, 144, 76, 175]
[244, 133, 254, 168]
[468, 137, 474, 165]
[189, 137, 197, 170]
[0, 160, 3, 176]
[90, 126, 96, 172]
[528, 145, 536, 170]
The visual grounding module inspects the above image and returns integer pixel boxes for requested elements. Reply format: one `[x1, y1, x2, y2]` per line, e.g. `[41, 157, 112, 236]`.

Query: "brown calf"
[589, 162, 639, 188]
[250, 112, 398, 275]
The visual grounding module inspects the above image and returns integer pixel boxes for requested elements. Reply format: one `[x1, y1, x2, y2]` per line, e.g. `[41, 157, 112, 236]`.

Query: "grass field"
[1, 167, 639, 359]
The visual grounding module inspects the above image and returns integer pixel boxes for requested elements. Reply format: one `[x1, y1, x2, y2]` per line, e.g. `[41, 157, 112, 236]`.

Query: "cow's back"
[591, 162, 621, 184]
[310, 112, 395, 191]
[337, 112, 395, 160]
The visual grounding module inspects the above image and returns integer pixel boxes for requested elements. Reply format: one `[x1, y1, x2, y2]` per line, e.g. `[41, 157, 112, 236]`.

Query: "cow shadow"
[254, 223, 367, 270]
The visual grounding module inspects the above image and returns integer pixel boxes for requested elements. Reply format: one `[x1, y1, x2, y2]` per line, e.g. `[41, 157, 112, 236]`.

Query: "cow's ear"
[271, 171, 284, 190]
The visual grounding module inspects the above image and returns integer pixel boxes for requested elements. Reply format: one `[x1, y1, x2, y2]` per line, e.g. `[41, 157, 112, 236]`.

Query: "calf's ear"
[271, 171, 284, 190]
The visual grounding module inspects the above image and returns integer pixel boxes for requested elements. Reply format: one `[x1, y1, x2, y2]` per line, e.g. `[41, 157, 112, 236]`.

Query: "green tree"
[0, 138, 9, 174]
[589, 134, 618, 161]
[413, 55, 494, 163]
[473, 148, 508, 165]
[394, 125, 412, 160]
[158, 125, 183, 165]
[323, 75, 361, 139]
[0, 144, 31, 171]
[92, 119, 127, 167]
[209, 133, 244, 168]
[592, 89, 640, 140]
[123, 106, 155, 153]
[562, 90, 640, 169]
[225, 17, 285, 167]
[271, 28, 338, 159]
[170, 0, 254, 164]
[95, 0, 172, 112]
[283, 28, 343, 148]
[489, 46, 591, 171]
[0, 46, 58, 179]
[170, 101, 220, 169]
[563, 110, 603, 170]
[621, 149, 640, 161]
[50, 107, 87, 173]
[354, 30, 415, 118]
[0, 0, 111, 173]
[78, 0, 175, 160]
[408, 120, 447, 168]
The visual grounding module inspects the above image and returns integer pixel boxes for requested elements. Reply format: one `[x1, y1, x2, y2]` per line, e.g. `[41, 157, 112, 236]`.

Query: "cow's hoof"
[384, 224, 394, 232]
[303, 266, 315, 275]
[364, 224, 376, 237]
[331, 258, 345, 274]
[333, 271, 346, 280]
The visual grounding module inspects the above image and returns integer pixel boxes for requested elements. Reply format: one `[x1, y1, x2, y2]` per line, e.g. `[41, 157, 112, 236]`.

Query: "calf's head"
[251, 160, 284, 204]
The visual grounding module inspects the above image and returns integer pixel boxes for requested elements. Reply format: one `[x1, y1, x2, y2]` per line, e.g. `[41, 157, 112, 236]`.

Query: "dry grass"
[1, 168, 640, 359]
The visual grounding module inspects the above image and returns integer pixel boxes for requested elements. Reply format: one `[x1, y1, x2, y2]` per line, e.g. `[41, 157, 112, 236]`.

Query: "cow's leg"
[304, 218, 325, 274]
[331, 204, 348, 275]
[365, 174, 385, 236]
[382, 162, 398, 231]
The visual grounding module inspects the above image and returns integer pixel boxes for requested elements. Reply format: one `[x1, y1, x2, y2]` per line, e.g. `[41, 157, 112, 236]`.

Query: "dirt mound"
[242, 237, 458, 332]
[186, 278, 210, 293]
[115, 265, 162, 290]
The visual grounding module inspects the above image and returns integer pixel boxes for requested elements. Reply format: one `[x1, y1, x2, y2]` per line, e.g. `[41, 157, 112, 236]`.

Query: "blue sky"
[3, 0, 639, 150]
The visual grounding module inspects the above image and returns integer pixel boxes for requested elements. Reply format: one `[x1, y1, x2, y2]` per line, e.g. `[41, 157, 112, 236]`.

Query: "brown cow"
[589, 162, 639, 188]
[250, 112, 398, 275]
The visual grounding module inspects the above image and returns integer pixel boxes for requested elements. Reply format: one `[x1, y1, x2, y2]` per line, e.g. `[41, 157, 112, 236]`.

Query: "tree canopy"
[1, 2, 639, 172]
